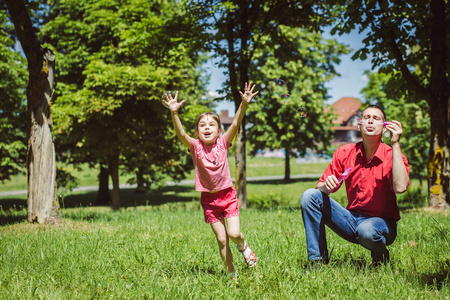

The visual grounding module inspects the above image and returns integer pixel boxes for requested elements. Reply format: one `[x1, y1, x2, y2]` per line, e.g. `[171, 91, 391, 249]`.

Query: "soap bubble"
[268, 79, 289, 101]
[296, 106, 308, 118]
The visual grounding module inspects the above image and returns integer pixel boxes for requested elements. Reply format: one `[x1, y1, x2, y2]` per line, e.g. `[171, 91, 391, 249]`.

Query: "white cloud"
[360, 73, 370, 82]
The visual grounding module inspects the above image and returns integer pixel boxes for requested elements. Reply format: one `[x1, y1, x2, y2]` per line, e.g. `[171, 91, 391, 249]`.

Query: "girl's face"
[196, 115, 222, 145]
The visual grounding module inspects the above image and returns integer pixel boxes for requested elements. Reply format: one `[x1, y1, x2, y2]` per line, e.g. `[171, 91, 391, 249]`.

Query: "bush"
[398, 187, 428, 208]
[248, 192, 288, 210]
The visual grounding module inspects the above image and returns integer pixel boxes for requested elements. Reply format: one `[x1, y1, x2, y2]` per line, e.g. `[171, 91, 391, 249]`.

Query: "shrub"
[248, 192, 288, 210]
[398, 187, 428, 208]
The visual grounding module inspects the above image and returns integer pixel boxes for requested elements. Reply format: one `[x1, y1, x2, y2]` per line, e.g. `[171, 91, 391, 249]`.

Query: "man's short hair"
[361, 105, 386, 121]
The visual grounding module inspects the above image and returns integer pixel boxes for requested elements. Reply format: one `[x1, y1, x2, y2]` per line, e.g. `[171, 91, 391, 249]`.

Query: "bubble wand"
[330, 167, 352, 193]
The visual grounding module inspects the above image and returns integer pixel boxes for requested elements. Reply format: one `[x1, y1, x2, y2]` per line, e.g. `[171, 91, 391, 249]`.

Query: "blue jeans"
[300, 188, 397, 262]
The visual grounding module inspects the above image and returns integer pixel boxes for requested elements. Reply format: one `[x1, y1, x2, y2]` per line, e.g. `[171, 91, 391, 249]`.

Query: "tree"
[0, 8, 27, 182]
[40, 0, 210, 209]
[192, 0, 340, 207]
[246, 26, 349, 182]
[332, 0, 450, 208]
[3, 0, 61, 223]
[360, 70, 430, 186]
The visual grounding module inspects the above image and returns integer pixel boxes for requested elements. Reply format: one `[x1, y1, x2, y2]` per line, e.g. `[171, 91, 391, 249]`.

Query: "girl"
[163, 82, 258, 278]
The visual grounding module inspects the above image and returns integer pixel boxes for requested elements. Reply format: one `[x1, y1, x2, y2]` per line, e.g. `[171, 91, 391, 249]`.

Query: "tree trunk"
[226, 17, 248, 208]
[427, 130, 450, 209]
[284, 148, 291, 183]
[427, 0, 449, 209]
[95, 165, 111, 205]
[235, 127, 247, 208]
[135, 168, 147, 194]
[5, 0, 61, 224]
[427, 93, 449, 208]
[382, 0, 449, 208]
[109, 152, 121, 210]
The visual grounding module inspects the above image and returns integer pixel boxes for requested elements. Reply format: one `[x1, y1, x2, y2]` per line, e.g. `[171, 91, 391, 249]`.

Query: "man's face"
[358, 107, 386, 137]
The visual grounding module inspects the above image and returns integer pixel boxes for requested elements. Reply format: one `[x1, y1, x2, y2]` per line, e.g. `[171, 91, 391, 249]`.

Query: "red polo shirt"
[318, 142, 410, 220]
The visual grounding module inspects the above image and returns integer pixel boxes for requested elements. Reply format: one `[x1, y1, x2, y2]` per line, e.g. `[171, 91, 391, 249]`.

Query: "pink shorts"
[201, 187, 240, 223]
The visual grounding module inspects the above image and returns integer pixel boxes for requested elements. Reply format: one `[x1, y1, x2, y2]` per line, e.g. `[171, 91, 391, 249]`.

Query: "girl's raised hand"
[162, 91, 185, 112]
[239, 82, 259, 103]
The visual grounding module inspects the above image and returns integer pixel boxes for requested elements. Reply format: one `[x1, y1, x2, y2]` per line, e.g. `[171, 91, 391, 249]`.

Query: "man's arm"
[315, 181, 329, 194]
[391, 142, 409, 193]
[387, 120, 409, 193]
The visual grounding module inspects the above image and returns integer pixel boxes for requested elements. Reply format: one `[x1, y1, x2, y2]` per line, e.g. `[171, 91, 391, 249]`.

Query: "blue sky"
[207, 29, 373, 116]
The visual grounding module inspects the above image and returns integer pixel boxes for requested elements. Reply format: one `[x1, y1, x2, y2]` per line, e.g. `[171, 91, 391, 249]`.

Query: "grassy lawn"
[0, 157, 328, 192]
[1, 157, 444, 299]
[0, 201, 449, 299]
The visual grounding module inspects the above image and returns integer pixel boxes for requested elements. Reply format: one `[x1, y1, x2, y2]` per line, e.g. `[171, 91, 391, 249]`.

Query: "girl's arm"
[163, 91, 194, 149]
[224, 82, 259, 144]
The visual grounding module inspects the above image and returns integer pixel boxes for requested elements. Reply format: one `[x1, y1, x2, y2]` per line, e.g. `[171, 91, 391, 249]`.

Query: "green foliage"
[331, 1, 438, 79]
[190, 2, 349, 186]
[246, 27, 349, 164]
[331, 0, 450, 205]
[398, 187, 428, 208]
[55, 167, 80, 192]
[193, 0, 344, 102]
[0, 10, 27, 182]
[360, 70, 430, 183]
[38, 0, 212, 193]
[248, 192, 284, 210]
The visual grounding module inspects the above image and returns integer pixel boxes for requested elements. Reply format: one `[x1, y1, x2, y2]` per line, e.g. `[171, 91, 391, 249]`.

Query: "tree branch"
[382, 27, 430, 101]
[3, 0, 41, 66]
[376, 0, 430, 101]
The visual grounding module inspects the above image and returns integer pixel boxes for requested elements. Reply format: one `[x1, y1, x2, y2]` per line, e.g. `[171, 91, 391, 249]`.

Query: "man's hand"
[385, 120, 403, 145]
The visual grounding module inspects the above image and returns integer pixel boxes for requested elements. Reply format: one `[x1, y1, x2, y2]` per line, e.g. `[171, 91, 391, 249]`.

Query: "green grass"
[0, 157, 443, 299]
[0, 157, 328, 192]
[0, 203, 449, 299]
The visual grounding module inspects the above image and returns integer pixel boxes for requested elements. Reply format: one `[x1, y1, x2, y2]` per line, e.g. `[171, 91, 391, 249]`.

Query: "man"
[300, 105, 410, 266]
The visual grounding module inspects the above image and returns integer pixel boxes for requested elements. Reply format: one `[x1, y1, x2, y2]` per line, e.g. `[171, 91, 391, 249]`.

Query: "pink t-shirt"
[190, 135, 234, 192]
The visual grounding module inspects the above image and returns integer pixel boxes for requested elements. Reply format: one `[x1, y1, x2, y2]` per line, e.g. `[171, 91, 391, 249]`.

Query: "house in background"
[219, 96, 363, 155]
[219, 110, 233, 132]
[329, 97, 363, 145]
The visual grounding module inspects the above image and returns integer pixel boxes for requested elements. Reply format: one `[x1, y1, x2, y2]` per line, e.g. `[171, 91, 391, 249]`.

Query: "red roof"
[219, 110, 233, 125]
[328, 97, 362, 125]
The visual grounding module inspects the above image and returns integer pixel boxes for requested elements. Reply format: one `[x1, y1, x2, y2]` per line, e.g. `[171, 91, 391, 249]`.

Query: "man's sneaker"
[371, 249, 390, 266]
[305, 260, 326, 273]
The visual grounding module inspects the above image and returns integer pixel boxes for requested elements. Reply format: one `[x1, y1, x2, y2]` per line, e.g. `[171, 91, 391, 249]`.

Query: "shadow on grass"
[248, 178, 318, 185]
[0, 215, 27, 226]
[0, 198, 27, 226]
[414, 259, 450, 290]
[0, 198, 27, 211]
[60, 185, 197, 208]
[317, 256, 450, 291]
[0, 185, 198, 226]
[187, 265, 218, 276]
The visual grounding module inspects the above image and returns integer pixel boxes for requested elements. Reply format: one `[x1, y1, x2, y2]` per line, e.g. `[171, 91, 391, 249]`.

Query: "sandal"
[238, 244, 258, 267]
